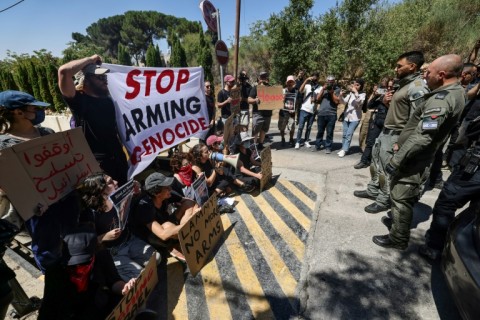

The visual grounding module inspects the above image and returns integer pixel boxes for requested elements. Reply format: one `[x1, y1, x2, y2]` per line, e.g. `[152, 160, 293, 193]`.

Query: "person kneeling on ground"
[129, 172, 199, 262]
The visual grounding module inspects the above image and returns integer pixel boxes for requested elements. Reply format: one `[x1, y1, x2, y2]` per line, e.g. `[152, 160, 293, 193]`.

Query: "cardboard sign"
[260, 145, 272, 192]
[257, 86, 284, 110]
[178, 193, 224, 276]
[230, 87, 241, 115]
[109, 179, 134, 230]
[0, 128, 100, 220]
[106, 253, 158, 320]
[222, 114, 235, 154]
[104, 64, 209, 179]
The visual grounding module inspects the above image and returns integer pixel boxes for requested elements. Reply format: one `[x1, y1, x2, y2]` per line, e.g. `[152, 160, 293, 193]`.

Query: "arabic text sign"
[104, 64, 209, 179]
[257, 86, 284, 110]
[178, 193, 224, 276]
[0, 128, 100, 220]
[106, 253, 158, 320]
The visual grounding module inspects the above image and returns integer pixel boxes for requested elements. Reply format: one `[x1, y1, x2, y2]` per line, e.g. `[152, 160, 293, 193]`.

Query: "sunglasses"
[205, 85, 211, 88]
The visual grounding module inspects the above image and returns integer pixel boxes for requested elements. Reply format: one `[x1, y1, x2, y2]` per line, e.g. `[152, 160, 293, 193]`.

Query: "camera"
[376, 88, 387, 95]
[326, 85, 333, 91]
[239, 73, 248, 81]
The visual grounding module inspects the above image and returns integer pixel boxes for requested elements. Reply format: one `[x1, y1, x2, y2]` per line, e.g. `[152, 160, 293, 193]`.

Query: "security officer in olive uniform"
[354, 51, 429, 213]
[418, 86, 480, 259]
[373, 54, 466, 250]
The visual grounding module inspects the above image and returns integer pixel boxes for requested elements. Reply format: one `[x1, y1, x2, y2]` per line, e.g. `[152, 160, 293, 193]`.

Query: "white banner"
[105, 64, 209, 178]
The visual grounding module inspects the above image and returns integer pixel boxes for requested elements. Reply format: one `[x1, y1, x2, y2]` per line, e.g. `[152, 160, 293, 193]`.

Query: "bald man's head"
[425, 54, 462, 90]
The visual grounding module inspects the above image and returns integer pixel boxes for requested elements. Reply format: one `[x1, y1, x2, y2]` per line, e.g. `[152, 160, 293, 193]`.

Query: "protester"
[373, 54, 465, 250]
[313, 75, 340, 153]
[338, 79, 366, 157]
[0, 90, 79, 273]
[354, 79, 392, 169]
[239, 70, 252, 128]
[249, 72, 273, 149]
[217, 75, 235, 124]
[235, 132, 262, 188]
[278, 75, 297, 147]
[169, 151, 195, 197]
[77, 173, 156, 281]
[296, 73, 322, 149]
[204, 80, 216, 138]
[129, 172, 199, 262]
[38, 225, 136, 320]
[58, 54, 128, 185]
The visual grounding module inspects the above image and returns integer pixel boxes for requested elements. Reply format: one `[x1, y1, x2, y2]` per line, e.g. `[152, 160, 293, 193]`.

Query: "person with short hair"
[337, 78, 366, 157]
[217, 75, 235, 123]
[296, 72, 322, 150]
[373, 54, 466, 250]
[354, 51, 429, 214]
[313, 75, 340, 153]
[58, 54, 128, 185]
[249, 72, 272, 149]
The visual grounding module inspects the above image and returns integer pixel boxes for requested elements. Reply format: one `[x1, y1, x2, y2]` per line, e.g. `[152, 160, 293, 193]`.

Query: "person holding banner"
[129, 172, 199, 262]
[58, 54, 128, 185]
[279, 75, 298, 147]
[77, 173, 156, 281]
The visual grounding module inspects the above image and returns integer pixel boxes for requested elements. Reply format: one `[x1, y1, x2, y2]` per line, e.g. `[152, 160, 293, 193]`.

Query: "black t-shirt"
[217, 89, 231, 118]
[206, 95, 215, 122]
[240, 83, 252, 110]
[63, 92, 125, 160]
[239, 148, 254, 170]
[92, 207, 128, 248]
[129, 196, 175, 244]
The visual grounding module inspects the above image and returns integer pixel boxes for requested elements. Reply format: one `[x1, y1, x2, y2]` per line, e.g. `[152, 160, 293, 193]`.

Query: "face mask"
[178, 164, 193, 187]
[218, 143, 224, 151]
[243, 141, 251, 149]
[30, 109, 45, 126]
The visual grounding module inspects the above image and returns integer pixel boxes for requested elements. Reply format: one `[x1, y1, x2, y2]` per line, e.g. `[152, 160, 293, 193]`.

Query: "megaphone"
[210, 152, 240, 170]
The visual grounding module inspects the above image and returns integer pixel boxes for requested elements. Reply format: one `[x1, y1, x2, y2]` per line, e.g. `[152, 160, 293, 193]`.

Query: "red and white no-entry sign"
[215, 40, 229, 65]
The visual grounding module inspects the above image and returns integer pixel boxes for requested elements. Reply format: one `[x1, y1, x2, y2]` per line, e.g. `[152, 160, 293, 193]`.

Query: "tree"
[170, 38, 188, 67]
[117, 44, 131, 66]
[145, 43, 162, 67]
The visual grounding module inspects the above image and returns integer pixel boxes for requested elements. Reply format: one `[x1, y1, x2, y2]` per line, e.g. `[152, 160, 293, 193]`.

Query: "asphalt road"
[4, 119, 462, 320]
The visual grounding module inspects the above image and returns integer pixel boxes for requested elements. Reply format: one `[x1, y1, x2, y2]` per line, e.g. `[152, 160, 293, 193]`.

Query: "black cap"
[64, 225, 96, 266]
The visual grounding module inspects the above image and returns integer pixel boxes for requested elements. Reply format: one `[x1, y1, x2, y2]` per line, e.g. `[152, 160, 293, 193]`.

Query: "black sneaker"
[240, 183, 255, 193]
[219, 204, 235, 214]
[281, 137, 286, 146]
[289, 139, 295, 147]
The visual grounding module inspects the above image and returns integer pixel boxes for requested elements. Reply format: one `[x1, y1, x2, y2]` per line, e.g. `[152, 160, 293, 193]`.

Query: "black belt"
[383, 128, 401, 135]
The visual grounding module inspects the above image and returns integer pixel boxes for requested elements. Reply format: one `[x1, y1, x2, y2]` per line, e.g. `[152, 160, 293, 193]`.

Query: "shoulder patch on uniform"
[413, 79, 423, 86]
[424, 107, 441, 114]
[435, 91, 449, 100]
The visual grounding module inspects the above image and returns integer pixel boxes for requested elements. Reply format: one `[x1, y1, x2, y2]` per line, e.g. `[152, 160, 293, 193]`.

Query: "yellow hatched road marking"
[169, 261, 188, 320]
[202, 258, 231, 320]
[221, 214, 275, 319]
[252, 193, 305, 261]
[278, 180, 315, 209]
[235, 198, 298, 311]
[267, 188, 311, 231]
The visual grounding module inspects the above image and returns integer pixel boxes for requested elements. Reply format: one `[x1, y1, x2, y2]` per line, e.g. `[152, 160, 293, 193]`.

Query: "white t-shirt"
[301, 84, 323, 114]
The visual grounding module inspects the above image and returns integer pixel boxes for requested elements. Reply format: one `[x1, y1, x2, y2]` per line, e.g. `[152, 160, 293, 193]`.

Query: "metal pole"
[214, 9, 224, 89]
[234, 0, 241, 80]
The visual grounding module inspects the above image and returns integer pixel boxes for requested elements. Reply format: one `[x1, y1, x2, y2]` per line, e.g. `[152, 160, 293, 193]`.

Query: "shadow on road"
[302, 233, 461, 320]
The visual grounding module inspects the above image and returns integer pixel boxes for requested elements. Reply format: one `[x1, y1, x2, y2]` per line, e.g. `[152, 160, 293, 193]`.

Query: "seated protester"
[202, 137, 255, 194]
[235, 132, 262, 188]
[77, 173, 156, 281]
[169, 151, 194, 197]
[129, 172, 199, 262]
[39, 225, 136, 320]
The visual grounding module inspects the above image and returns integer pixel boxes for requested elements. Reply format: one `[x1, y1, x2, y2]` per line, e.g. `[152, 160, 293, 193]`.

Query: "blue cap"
[0, 90, 50, 110]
